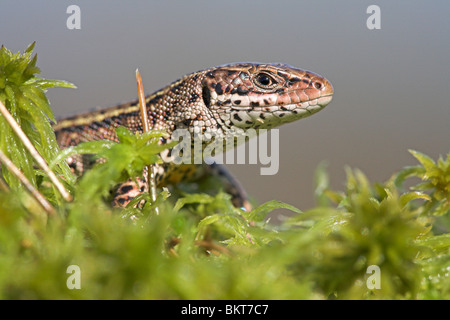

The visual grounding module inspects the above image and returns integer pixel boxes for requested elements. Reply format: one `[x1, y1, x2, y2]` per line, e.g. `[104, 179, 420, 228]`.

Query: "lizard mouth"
[225, 94, 333, 130]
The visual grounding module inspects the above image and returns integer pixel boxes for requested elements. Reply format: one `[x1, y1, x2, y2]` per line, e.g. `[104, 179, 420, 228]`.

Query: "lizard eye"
[313, 81, 323, 90]
[254, 72, 277, 88]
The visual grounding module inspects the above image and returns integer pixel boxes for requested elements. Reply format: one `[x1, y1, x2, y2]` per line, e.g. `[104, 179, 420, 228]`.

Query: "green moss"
[0, 42, 76, 194]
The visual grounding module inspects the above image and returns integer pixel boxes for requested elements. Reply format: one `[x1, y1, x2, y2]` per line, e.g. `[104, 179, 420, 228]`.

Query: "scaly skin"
[54, 63, 334, 209]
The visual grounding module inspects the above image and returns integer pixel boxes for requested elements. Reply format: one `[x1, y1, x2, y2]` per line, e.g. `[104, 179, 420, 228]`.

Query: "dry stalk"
[0, 148, 56, 216]
[136, 69, 159, 214]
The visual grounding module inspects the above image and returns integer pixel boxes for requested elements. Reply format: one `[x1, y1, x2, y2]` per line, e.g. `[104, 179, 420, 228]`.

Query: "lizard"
[53, 63, 333, 211]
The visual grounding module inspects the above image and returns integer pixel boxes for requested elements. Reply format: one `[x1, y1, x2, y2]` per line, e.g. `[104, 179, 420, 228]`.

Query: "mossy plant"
[0, 42, 75, 198]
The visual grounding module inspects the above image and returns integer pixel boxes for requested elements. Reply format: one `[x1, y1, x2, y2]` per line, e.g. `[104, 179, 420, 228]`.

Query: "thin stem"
[0, 99, 72, 202]
[136, 69, 159, 215]
[0, 148, 56, 216]
[0, 176, 10, 192]
[136, 69, 149, 133]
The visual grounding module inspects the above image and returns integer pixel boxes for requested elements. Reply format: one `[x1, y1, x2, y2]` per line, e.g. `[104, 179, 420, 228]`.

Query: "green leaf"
[197, 214, 221, 228]
[247, 200, 302, 222]
[314, 161, 330, 206]
[24, 78, 77, 90]
[393, 165, 425, 188]
[4, 85, 16, 113]
[174, 193, 215, 212]
[399, 191, 431, 208]
[50, 140, 115, 169]
[21, 86, 56, 122]
[411, 182, 435, 191]
[416, 233, 450, 253]
[24, 41, 36, 54]
[409, 149, 436, 172]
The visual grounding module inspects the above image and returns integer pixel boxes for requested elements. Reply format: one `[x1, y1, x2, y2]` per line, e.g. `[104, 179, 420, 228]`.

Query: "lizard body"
[54, 63, 333, 209]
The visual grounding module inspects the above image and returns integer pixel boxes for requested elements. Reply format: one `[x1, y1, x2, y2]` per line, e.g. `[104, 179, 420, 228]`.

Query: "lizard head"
[200, 63, 333, 132]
